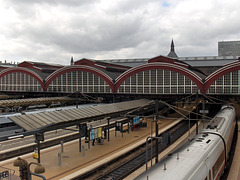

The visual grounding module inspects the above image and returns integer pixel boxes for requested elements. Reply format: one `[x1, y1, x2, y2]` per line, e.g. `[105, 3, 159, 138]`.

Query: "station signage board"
[133, 116, 140, 125]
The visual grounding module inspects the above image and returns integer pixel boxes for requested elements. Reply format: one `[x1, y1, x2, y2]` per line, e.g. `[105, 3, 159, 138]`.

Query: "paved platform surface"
[0, 117, 178, 180]
[227, 120, 240, 180]
[227, 100, 240, 180]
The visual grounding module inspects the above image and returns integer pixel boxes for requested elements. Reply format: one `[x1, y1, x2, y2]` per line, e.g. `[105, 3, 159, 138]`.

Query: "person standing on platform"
[87, 125, 92, 140]
[89, 125, 93, 131]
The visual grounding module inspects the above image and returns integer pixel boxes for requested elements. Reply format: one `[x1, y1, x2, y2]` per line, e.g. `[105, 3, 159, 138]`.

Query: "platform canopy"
[0, 97, 75, 108]
[9, 99, 152, 132]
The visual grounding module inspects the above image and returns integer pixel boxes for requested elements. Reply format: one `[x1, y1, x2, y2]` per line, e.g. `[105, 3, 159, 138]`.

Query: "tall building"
[218, 41, 240, 56]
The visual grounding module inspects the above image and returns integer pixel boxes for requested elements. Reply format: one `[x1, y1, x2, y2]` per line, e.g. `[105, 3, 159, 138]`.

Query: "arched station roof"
[115, 55, 205, 93]
[74, 58, 130, 71]
[205, 58, 240, 92]
[0, 67, 45, 89]
[45, 65, 115, 92]
[74, 58, 130, 80]
[18, 61, 63, 70]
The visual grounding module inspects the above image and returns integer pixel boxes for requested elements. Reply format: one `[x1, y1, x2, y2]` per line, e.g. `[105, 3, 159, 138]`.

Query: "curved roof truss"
[0, 67, 44, 89]
[115, 62, 204, 93]
[205, 61, 240, 92]
[45, 65, 114, 92]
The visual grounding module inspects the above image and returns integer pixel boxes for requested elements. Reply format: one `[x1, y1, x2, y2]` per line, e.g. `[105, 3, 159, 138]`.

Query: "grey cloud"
[6, 0, 97, 7]
[1, 0, 240, 65]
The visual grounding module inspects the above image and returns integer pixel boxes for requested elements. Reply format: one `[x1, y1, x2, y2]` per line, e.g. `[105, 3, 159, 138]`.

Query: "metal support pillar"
[58, 152, 61, 166]
[121, 123, 123, 137]
[88, 130, 90, 149]
[202, 97, 205, 127]
[35, 133, 44, 164]
[128, 118, 130, 133]
[115, 122, 117, 137]
[155, 99, 159, 164]
[108, 118, 110, 142]
[37, 140, 40, 164]
[188, 113, 191, 139]
[79, 125, 81, 152]
[196, 92, 199, 134]
[113, 94, 116, 103]
[76, 92, 78, 108]
[61, 141, 64, 153]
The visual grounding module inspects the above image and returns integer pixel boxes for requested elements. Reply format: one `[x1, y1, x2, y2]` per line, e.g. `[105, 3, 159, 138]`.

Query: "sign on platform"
[93, 129, 98, 139]
[98, 127, 102, 138]
[90, 130, 94, 140]
[133, 116, 140, 125]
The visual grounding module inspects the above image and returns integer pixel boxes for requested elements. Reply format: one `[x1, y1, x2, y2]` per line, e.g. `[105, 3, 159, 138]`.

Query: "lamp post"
[14, 157, 46, 180]
[35, 133, 44, 164]
[196, 92, 199, 134]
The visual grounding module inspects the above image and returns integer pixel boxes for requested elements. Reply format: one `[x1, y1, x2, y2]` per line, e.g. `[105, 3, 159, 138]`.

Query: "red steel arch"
[0, 67, 44, 90]
[45, 65, 114, 92]
[205, 61, 240, 93]
[115, 62, 204, 93]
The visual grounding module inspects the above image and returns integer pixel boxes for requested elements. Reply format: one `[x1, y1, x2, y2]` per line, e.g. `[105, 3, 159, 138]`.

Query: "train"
[136, 105, 236, 180]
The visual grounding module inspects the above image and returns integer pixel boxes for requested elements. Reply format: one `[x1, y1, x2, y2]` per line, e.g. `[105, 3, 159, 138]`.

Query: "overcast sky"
[0, 0, 240, 65]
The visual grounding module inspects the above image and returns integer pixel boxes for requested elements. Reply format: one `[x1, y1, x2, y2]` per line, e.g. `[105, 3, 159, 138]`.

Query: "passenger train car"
[136, 105, 236, 180]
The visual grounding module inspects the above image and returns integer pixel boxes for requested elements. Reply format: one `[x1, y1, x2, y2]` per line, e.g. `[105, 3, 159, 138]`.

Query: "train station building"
[1, 41, 240, 180]
[0, 40, 240, 97]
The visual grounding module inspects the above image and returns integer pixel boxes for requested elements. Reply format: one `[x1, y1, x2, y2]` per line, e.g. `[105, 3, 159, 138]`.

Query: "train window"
[213, 151, 224, 177]
[209, 169, 212, 180]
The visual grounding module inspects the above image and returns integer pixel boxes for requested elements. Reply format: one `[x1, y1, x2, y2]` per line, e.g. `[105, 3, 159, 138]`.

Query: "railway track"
[73, 120, 194, 180]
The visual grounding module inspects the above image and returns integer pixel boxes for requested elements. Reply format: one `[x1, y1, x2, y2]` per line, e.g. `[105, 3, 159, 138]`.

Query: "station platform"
[227, 100, 240, 179]
[0, 117, 181, 180]
[227, 120, 240, 180]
